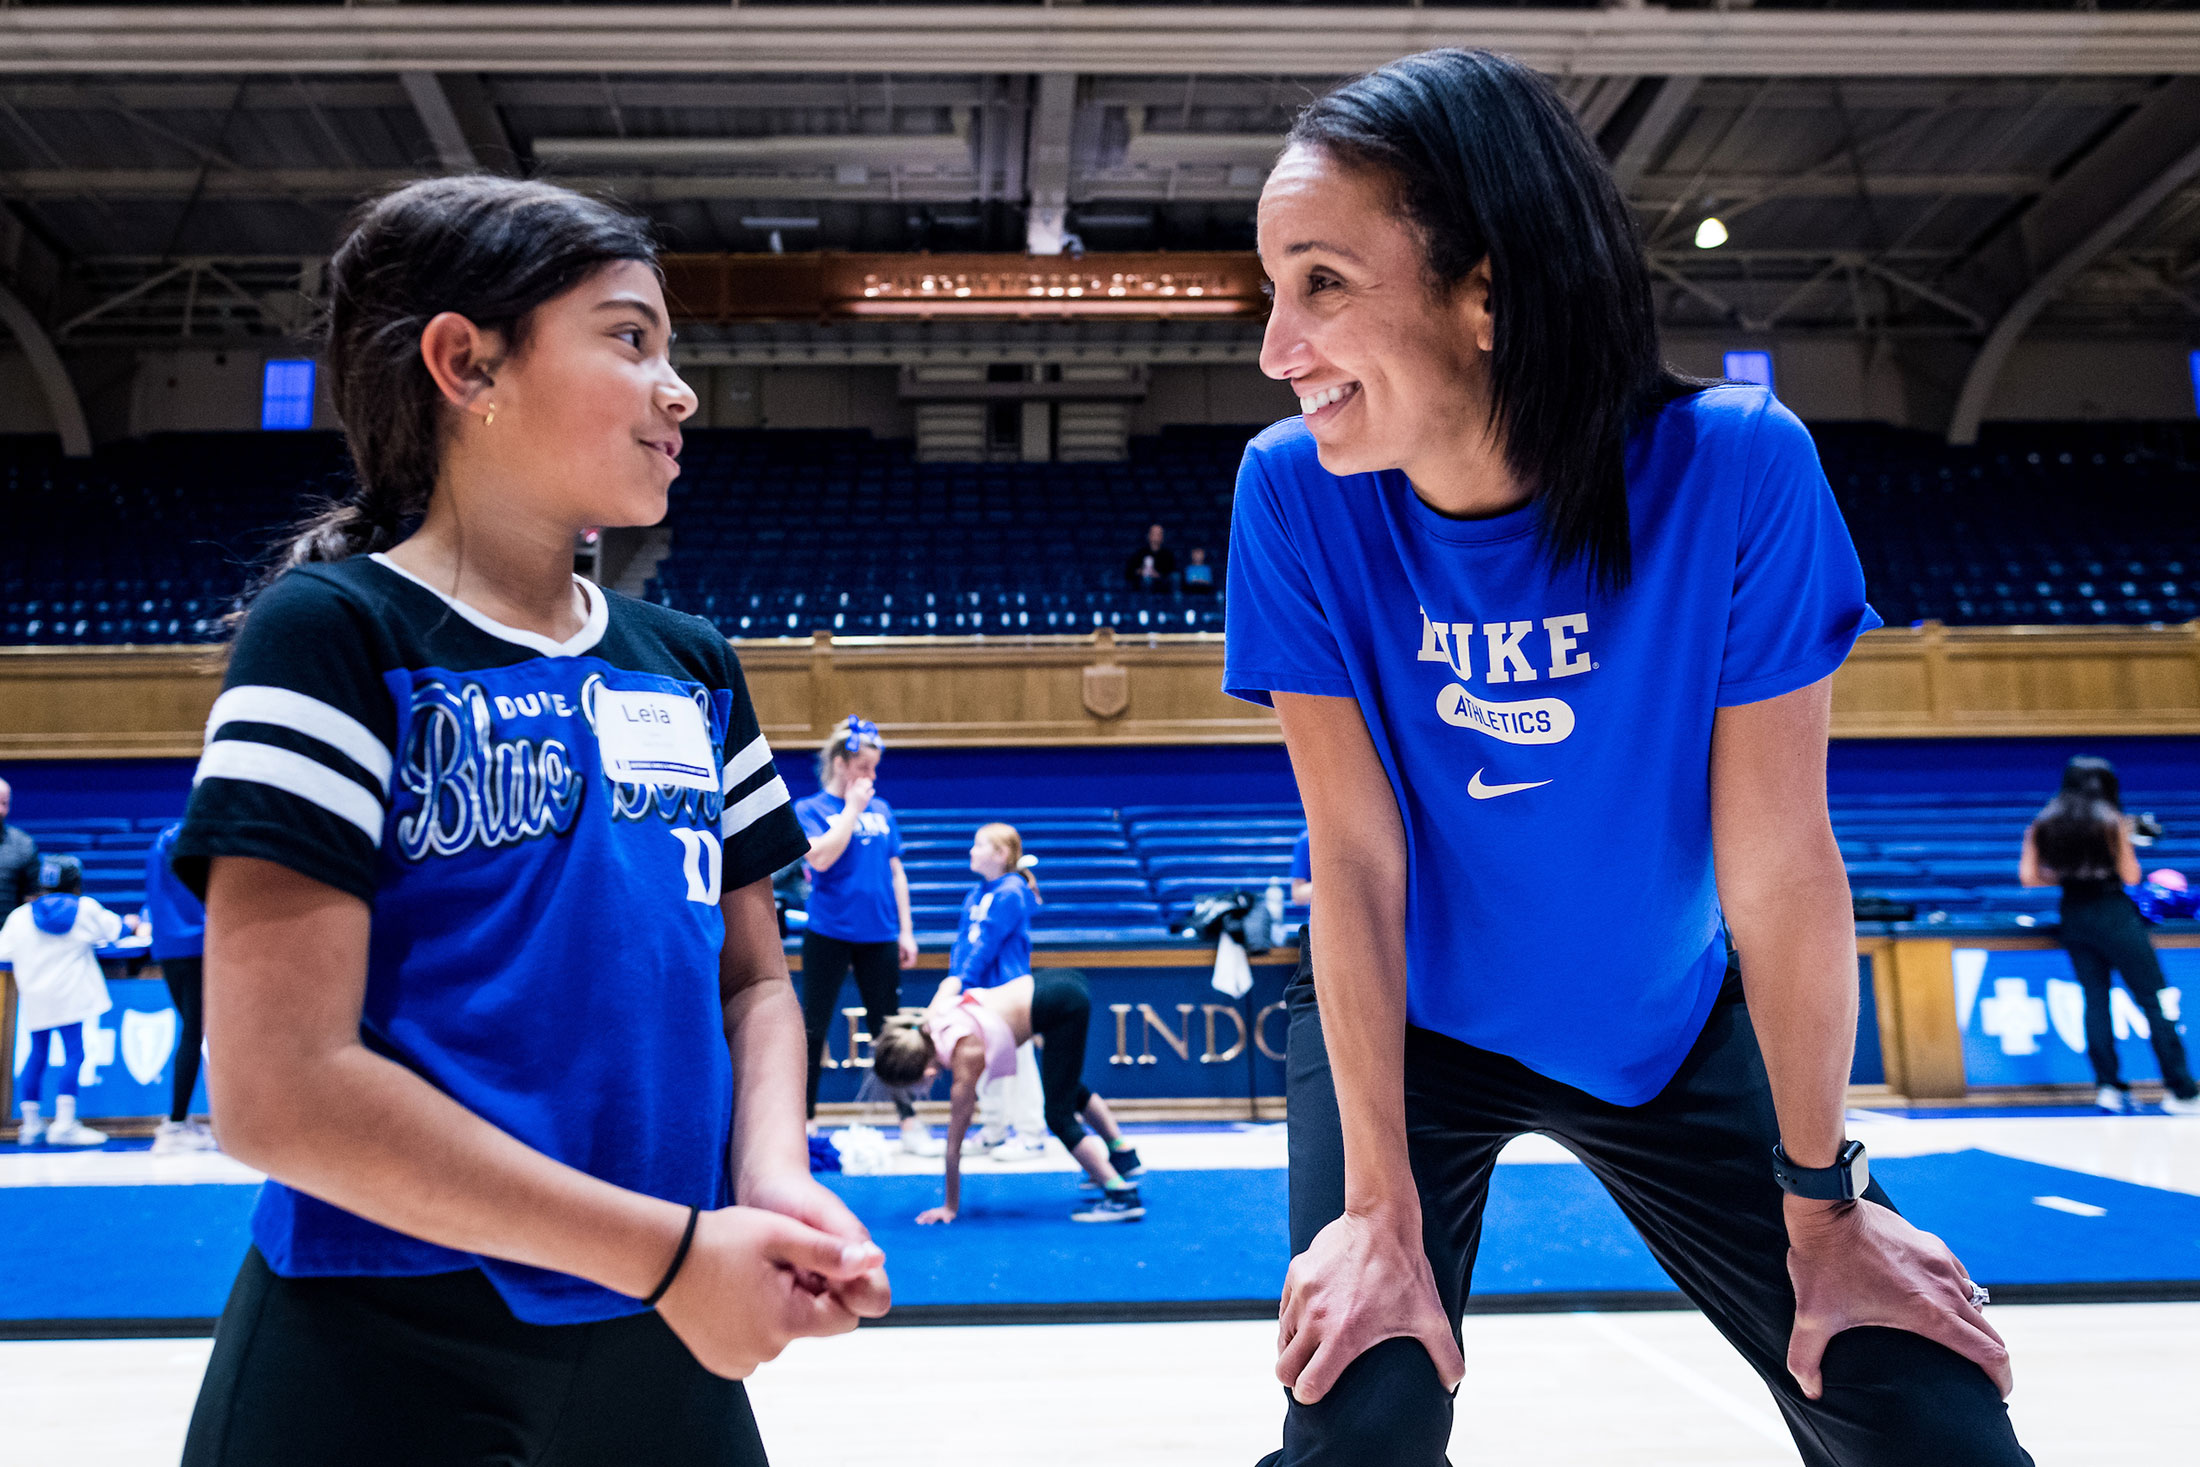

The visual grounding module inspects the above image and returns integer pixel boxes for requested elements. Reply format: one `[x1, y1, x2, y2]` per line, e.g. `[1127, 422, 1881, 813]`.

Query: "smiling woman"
[169, 177, 889, 1467]
[1229, 49, 2031, 1467]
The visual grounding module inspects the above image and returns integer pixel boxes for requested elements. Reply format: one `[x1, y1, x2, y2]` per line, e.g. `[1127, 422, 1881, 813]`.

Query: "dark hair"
[2033, 756, 2123, 882]
[38, 853, 83, 895]
[1288, 49, 1690, 588]
[250, 176, 659, 600]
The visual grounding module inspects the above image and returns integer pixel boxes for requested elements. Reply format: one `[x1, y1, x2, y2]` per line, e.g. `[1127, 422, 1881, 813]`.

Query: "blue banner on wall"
[1956, 946, 2194, 1087]
[12, 978, 209, 1120]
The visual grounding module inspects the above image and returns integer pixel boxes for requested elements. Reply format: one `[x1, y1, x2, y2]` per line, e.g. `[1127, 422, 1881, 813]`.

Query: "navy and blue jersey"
[1290, 829, 1311, 885]
[144, 823, 206, 962]
[948, 873, 1033, 990]
[794, 790, 903, 943]
[174, 553, 807, 1324]
[1225, 387, 1878, 1104]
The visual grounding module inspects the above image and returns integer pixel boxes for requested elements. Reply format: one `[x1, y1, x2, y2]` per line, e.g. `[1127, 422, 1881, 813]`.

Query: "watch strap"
[1771, 1139, 1868, 1202]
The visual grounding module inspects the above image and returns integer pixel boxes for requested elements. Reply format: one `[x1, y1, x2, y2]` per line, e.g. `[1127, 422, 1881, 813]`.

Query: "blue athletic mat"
[4, 1149, 2197, 1325]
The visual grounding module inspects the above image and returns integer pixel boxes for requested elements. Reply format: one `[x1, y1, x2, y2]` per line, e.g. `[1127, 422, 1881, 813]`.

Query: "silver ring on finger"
[1967, 1281, 1990, 1310]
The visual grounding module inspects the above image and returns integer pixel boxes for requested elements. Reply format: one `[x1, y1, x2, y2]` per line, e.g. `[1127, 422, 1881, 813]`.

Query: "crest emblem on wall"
[121, 1007, 178, 1087]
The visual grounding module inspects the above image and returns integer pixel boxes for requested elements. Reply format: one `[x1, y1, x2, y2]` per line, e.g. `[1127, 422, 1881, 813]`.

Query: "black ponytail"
[245, 176, 659, 605]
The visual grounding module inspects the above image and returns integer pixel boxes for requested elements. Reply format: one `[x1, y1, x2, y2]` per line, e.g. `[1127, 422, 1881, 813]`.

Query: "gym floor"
[4, 1110, 2194, 1464]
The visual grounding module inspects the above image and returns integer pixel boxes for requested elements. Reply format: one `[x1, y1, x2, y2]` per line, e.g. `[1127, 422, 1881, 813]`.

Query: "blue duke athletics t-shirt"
[795, 789, 904, 943]
[1224, 386, 1878, 1104]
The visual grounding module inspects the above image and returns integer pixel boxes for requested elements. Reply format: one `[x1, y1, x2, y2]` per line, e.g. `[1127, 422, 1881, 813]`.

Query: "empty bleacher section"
[640, 425, 1240, 637]
[21, 793, 2198, 937]
[4, 420, 2198, 646]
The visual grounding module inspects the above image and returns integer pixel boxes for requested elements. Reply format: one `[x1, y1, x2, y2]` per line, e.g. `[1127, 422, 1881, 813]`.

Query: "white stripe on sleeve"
[193, 741, 386, 844]
[720, 733, 774, 792]
[721, 775, 791, 839]
[206, 685, 394, 792]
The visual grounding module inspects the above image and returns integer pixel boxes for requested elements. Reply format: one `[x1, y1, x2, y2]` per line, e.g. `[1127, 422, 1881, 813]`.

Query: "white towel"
[1211, 930, 1254, 1000]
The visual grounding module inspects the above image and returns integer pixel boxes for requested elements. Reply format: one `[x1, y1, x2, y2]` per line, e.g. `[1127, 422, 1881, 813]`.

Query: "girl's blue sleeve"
[956, 885, 1026, 987]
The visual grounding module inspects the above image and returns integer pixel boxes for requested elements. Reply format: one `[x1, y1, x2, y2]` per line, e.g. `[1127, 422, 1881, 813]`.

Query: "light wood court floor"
[5, 1303, 2190, 1465]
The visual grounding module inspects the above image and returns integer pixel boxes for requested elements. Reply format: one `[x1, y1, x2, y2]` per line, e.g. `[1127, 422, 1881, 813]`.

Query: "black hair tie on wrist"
[645, 1205, 702, 1308]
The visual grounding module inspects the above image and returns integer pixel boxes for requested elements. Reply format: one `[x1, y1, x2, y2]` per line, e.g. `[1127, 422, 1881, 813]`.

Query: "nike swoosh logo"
[1467, 769, 1552, 800]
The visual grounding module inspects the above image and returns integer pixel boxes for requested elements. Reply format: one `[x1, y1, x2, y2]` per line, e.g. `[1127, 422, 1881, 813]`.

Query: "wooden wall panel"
[7, 621, 2200, 758]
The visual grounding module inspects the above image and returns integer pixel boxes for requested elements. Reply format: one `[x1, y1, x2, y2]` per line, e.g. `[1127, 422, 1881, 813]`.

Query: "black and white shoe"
[1071, 1188, 1145, 1223]
[1107, 1146, 1146, 1181]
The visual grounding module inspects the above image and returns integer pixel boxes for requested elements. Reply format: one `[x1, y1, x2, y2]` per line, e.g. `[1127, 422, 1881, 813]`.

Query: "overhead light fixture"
[739, 217, 820, 232]
[1694, 216, 1729, 250]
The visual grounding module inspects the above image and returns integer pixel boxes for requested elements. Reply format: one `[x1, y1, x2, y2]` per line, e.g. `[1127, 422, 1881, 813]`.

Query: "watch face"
[1847, 1145, 1869, 1199]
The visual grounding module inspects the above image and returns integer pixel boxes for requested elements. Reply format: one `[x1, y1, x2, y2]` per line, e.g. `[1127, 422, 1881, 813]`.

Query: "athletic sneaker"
[44, 1117, 109, 1147]
[898, 1122, 945, 1158]
[1107, 1145, 1146, 1180]
[1071, 1188, 1145, 1223]
[152, 1119, 219, 1155]
[14, 1103, 43, 1147]
[2097, 1085, 2131, 1114]
[2161, 1091, 2200, 1116]
[988, 1134, 1050, 1164]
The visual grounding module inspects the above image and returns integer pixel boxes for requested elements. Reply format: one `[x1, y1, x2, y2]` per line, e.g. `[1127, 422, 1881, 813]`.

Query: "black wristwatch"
[1771, 1139, 1869, 1202]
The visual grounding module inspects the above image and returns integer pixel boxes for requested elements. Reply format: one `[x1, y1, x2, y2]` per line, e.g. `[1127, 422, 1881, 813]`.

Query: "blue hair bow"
[844, 717, 882, 754]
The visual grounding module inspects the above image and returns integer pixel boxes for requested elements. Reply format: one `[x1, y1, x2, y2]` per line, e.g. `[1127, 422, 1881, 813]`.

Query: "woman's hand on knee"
[654, 1206, 885, 1379]
[1785, 1196, 2012, 1400]
[1274, 1209, 1465, 1405]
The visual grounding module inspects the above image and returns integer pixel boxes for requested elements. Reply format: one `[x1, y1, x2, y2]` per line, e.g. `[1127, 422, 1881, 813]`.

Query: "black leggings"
[164, 955, 205, 1124]
[184, 1249, 765, 1467]
[1264, 944, 2031, 1467]
[2060, 893, 2197, 1098]
[1029, 970, 1096, 1155]
[799, 931, 913, 1120]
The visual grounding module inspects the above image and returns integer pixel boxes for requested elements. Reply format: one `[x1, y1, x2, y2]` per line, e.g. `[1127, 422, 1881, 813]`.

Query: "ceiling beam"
[1025, 72, 1079, 255]
[1604, 76, 1700, 192]
[399, 72, 517, 174]
[1947, 76, 2200, 443]
[0, 167, 987, 204]
[0, 280, 93, 456]
[8, 8, 2200, 77]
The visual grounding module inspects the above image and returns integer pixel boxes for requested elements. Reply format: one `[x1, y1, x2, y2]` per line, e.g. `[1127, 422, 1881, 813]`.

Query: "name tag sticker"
[596, 690, 718, 791]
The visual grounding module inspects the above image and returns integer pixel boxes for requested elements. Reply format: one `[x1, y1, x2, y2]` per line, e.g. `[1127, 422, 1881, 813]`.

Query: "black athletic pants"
[1029, 970, 1096, 1154]
[183, 1249, 766, 1467]
[163, 955, 204, 1124]
[2059, 893, 2198, 1099]
[1263, 948, 2032, 1467]
[799, 931, 914, 1120]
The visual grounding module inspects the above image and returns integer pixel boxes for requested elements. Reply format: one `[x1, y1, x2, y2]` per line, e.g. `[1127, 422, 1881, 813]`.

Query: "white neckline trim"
[369, 553, 607, 658]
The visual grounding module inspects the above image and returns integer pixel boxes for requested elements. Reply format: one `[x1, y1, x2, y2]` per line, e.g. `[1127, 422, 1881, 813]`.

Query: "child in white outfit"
[2, 855, 122, 1146]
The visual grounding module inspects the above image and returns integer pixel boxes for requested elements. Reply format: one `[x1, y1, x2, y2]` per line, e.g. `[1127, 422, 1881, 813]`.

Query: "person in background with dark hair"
[170, 176, 886, 1467]
[2, 854, 124, 1147]
[1124, 522, 1177, 591]
[796, 715, 934, 1156]
[2020, 756, 2200, 1115]
[0, 777, 39, 912]
[1227, 49, 2026, 1467]
[145, 821, 219, 1154]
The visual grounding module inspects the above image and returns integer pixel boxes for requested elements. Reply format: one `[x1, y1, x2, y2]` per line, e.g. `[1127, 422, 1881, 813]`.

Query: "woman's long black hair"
[2034, 755, 2124, 881]
[1288, 49, 1691, 589]
[244, 176, 659, 607]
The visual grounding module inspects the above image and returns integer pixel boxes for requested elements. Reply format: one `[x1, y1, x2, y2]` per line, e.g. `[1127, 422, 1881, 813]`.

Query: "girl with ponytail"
[172, 176, 886, 1467]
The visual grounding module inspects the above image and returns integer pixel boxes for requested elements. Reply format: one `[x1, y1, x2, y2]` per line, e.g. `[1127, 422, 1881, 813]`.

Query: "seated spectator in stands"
[145, 822, 218, 1155]
[1124, 523, 1177, 591]
[1291, 827, 1313, 907]
[2020, 755, 2200, 1115]
[0, 777, 37, 912]
[1183, 546, 1217, 596]
[2, 855, 126, 1146]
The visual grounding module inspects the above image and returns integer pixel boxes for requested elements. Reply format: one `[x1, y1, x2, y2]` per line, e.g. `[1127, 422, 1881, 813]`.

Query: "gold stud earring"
[484, 404, 496, 427]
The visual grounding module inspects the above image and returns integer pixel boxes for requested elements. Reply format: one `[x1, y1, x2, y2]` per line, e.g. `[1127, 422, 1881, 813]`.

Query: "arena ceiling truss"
[2, 4, 2199, 444]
